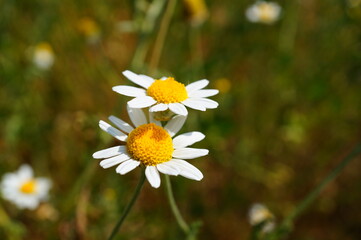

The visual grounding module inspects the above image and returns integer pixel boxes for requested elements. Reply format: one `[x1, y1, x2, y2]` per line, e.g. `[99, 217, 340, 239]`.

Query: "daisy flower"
[1, 164, 51, 210]
[112, 70, 219, 116]
[93, 106, 208, 188]
[248, 203, 276, 233]
[32, 42, 55, 70]
[245, 1, 281, 25]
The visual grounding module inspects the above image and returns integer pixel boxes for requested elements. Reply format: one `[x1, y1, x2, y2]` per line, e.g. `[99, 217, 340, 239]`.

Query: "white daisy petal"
[168, 103, 188, 116]
[93, 146, 127, 159]
[172, 132, 205, 149]
[186, 79, 209, 93]
[115, 160, 140, 175]
[156, 161, 180, 176]
[193, 98, 219, 109]
[2, 175, 17, 187]
[145, 166, 161, 188]
[181, 98, 206, 111]
[99, 120, 128, 142]
[108, 115, 134, 133]
[164, 115, 187, 137]
[36, 178, 52, 198]
[149, 112, 161, 126]
[100, 154, 131, 169]
[18, 165, 33, 179]
[22, 199, 38, 210]
[128, 96, 157, 108]
[189, 89, 219, 98]
[122, 70, 154, 88]
[127, 106, 147, 127]
[149, 103, 169, 112]
[139, 74, 156, 83]
[246, 6, 258, 22]
[172, 148, 209, 159]
[112, 85, 146, 97]
[170, 159, 203, 181]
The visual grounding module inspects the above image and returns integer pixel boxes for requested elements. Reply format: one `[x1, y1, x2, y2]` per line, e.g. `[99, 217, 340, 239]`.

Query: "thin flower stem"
[165, 175, 190, 234]
[131, 36, 152, 70]
[131, 0, 167, 70]
[279, 143, 361, 234]
[149, 0, 177, 74]
[108, 170, 146, 240]
[189, 25, 205, 78]
[278, 0, 299, 55]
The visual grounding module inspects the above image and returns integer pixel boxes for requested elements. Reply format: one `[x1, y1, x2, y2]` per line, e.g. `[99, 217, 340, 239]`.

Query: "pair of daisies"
[93, 70, 218, 188]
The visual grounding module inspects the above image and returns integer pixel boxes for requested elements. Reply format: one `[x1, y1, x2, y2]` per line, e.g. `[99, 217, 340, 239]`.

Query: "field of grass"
[1, 0, 361, 239]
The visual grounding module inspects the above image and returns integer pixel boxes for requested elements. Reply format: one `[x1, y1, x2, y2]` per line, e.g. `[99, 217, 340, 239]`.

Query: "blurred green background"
[1, 0, 361, 239]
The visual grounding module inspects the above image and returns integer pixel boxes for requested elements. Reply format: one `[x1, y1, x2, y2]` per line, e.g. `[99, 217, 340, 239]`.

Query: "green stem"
[0, 203, 25, 239]
[131, 35, 151, 70]
[280, 143, 361, 232]
[64, 158, 96, 214]
[108, 170, 146, 240]
[165, 175, 190, 234]
[131, 0, 167, 70]
[189, 25, 205, 78]
[149, 0, 177, 74]
[278, 0, 299, 55]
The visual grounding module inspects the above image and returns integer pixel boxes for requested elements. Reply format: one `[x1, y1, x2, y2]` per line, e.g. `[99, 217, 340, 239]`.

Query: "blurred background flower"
[1, 164, 51, 210]
[245, 1, 281, 24]
[183, 0, 209, 26]
[77, 17, 101, 44]
[32, 42, 55, 70]
[248, 203, 275, 233]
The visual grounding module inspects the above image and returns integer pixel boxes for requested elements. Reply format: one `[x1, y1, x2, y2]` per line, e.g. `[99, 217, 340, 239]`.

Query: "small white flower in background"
[1, 164, 51, 210]
[246, 1, 281, 24]
[249, 203, 276, 233]
[93, 106, 208, 188]
[112, 70, 219, 116]
[32, 42, 55, 70]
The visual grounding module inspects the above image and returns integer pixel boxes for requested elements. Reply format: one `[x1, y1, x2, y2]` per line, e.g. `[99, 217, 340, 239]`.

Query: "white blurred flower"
[1, 164, 51, 210]
[32, 42, 55, 70]
[93, 106, 208, 188]
[248, 203, 275, 233]
[113, 70, 219, 116]
[246, 1, 281, 24]
[262, 221, 275, 233]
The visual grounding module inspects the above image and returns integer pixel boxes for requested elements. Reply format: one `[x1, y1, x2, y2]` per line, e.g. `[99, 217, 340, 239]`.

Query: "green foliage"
[1, 0, 361, 239]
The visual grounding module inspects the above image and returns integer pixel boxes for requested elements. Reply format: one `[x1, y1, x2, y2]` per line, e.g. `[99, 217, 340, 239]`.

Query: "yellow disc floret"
[147, 77, 188, 104]
[127, 123, 173, 166]
[20, 180, 37, 194]
[258, 3, 276, 23]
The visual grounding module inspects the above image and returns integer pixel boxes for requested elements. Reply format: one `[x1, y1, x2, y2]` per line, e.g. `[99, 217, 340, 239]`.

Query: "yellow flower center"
[126, 123, 173, 166]
[20, 180, 37, 194]
[147, 77, 188, 104]
[36, 42, 53, 53]
[258, 3, 276, 23]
